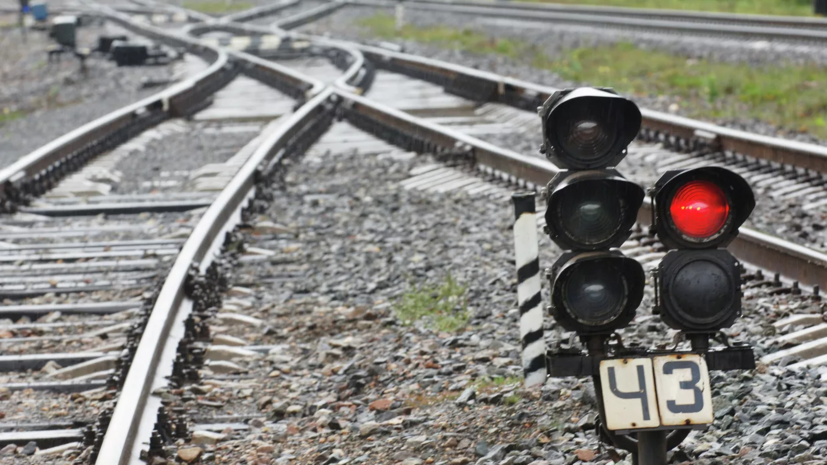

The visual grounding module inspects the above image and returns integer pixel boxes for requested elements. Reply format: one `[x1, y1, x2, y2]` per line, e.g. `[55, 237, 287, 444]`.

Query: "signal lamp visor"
[654, 167, 755, 249]
[550, 253, 644, 334]
[658, 250, 741, 331]
[541, 88, 642, 170]
[545, 171, 644, 251]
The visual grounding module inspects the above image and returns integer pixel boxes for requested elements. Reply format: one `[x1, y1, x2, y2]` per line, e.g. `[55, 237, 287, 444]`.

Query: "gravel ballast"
[0, 20, 189, 169]
[296, 9, 827, 253]
[149, 122, 827, 465]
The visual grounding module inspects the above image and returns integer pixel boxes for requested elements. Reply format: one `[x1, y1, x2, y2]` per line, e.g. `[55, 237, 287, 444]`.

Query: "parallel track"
[351, 0, 827, 43]
[396, 0, 827, 29]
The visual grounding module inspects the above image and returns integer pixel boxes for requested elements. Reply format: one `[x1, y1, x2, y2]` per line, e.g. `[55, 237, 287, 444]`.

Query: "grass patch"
[0, 109, 24, 126]
[360, 13, 827, 138]
[358, 14, 525, 58]
[474, 375, 522, 392]
[405, 391, 460, 409]
[182, 0, 253, 14]
[474, 376, 523, 405]
[537, 43, 827, 136]
[395, 274, 469, 332]
[521, 0, 815, 16]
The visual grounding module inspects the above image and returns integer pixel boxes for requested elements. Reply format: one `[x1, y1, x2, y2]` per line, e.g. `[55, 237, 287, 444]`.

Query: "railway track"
[0, 4, 324, 461]
[348, 0, 827, 44]
[392, 0, 827, 29]
[1, 0, 827, 462]
[206, 1, 827, 367]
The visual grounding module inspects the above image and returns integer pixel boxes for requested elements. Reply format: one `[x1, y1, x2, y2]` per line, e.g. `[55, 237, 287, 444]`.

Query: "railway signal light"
[535, 91, 757, 465]
[652, 167, 755, 250]
[652, 167, 755, 333]
[541, 88, 644, 335]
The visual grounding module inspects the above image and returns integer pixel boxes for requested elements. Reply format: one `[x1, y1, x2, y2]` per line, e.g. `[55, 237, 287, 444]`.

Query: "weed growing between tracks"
[395, 274, 470, 332]
[521, 0, 815, 16]
[359, 14, 526, 59]
[0, 108, 24, 126]
[181, 0, 253, 13]
[361, 13, 827, 138]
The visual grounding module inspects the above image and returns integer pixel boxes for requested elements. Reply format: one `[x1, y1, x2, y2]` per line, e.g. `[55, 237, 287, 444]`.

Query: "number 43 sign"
[599, 354, 713, 431]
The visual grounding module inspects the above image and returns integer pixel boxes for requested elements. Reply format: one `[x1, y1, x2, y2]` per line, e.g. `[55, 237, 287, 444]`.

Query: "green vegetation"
[0, 109, 24, 126]
[522, 0, 815, 16]
[359, 14, 526, 59]
[360, 13, 827, 138]
[538, 43, 827, 135]
[474, 376, 523, 404]
[395, 274, 469, 332]
[405, 391, 460, 408]
[475, 375, 522, 390]
[182, 0, 253, 14]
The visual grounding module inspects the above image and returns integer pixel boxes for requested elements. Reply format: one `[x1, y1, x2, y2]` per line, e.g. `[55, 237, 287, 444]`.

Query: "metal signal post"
[535, 87, 757, 465]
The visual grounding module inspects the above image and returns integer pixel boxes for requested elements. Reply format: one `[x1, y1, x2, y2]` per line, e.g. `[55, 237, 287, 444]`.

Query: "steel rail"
[184, 18, 368, 93]
[80, 4, 827, 461]
[180, 0, 827, 287]
[95, 87, 334, 465]
[230, 47, 327, 97]
[79, 6, 335, 463]
[128, 0, 345, 95]
[367, 0, 827, 30]
[219, 0, 300, 23]
[352, 1, 827, 43]
[253, 0, 827, 172]
[332, 89, 827, 289]
[313, 36, 369, 93]
[344, 44, 827, 173]
[98, 3, 827, 291]
[338, 90, 557, 185]
[272, 0, 346, 29]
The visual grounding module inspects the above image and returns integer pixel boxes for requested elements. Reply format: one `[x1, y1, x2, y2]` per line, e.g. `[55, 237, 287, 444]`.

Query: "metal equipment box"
[51, 16, 77, 48]
[31, 3, 48, 21]
[111, 42, 149, 66]
[98, 35, 128, 53]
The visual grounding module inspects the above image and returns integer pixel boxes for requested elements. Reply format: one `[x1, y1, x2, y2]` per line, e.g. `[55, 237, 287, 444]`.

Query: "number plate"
[599, 354, 713, 431]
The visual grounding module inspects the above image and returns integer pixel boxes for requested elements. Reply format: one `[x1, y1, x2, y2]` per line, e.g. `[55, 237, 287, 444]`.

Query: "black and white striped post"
[512, 192, 547, 387]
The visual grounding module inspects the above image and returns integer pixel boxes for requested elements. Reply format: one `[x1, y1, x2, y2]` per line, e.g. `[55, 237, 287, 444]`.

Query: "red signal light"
[669, 180, 730, 239]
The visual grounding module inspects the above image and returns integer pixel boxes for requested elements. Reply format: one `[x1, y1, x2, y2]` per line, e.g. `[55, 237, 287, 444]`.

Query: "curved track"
[2, 1, 827, 462]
